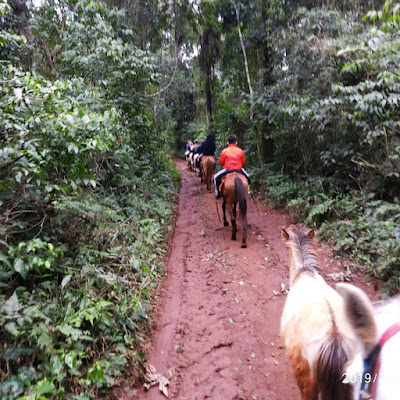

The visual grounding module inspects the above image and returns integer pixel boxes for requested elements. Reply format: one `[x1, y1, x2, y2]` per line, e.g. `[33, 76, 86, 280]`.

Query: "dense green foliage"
[1, 0, 179, 397]
[249, 1, 400, 293]
[252, 169, 400, 293]
[1, 0, 400, 397]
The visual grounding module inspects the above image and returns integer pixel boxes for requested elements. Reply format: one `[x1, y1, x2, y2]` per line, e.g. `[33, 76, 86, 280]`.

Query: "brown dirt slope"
[136, 158, 378, 400]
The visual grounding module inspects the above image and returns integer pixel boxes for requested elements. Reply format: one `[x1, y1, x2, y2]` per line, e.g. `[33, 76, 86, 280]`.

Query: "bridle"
[359, 321, 400, 400]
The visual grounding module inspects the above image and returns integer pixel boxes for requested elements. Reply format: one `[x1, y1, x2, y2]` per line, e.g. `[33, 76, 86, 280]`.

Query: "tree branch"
[134, 53, 178, 98]
[0, 154, 25, 170]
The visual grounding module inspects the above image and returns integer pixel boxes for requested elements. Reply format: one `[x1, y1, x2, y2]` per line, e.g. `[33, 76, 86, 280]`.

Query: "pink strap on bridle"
[371, 321, 400, 397]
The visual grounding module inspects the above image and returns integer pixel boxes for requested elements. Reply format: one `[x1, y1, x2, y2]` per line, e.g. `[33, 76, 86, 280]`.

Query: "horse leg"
[241, 224, 247, 247]
[229, 205, 237, 241]
[241, 207, 247, 248]
[222, 200, 229, 227]
[209, 162, 215, 192]
[205, 164, 211, 192]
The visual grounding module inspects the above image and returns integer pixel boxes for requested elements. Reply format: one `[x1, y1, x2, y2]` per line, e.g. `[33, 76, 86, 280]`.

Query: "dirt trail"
[137, 158, 378, 400]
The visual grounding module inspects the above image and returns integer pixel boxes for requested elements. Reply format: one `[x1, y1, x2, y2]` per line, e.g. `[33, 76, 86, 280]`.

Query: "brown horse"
[201, 156, 215, 192]
[221, 172, 248, 248]
[280, 225, 356, 400]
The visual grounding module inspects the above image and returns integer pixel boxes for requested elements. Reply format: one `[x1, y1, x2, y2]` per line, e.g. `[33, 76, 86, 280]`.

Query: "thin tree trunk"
[39, 41, 63, 82]
[261, 0, 274, 159]
[205, 68, 213, 123]
[230, 0, 263, 166]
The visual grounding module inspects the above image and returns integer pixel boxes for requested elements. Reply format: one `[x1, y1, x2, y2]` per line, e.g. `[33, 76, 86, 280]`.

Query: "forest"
[1, 0, 399, 398]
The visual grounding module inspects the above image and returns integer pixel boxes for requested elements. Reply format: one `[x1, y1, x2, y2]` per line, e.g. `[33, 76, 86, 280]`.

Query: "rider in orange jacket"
[214, 134, 250, 197]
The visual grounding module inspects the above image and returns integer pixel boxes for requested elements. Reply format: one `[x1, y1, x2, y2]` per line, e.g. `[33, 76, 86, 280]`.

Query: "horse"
[192, 153, 199, 172]
[336, 283, 400, 400]
[187, 151, 194, 170]
[201, 156, 215, 192]
[220, 172, 248, 248]
[184, 149, 190, 162]
[280, 225, 357, 400]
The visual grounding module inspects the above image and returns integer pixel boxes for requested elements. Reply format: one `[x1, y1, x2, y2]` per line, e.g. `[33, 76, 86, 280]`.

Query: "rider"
[202, 134, 216, 156]
[185, 139, 192, 161]
[193, 140, 203, 172]
[214, 134, 250, 198]
[196, 134, 216, 170]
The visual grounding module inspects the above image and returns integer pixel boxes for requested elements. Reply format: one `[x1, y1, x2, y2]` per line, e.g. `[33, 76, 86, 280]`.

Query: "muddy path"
[137, 158, 378, 400]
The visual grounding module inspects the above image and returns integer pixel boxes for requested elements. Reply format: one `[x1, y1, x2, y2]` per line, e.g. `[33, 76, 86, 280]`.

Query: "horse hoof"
[224, 221, 229, 227]
[241, 243, 247, 248]
[232, 235, 236, 241]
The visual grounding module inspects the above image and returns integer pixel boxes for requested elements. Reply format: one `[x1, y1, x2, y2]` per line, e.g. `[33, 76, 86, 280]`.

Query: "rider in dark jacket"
[201, 135, 216, 156]
[196, 135, 215, 170]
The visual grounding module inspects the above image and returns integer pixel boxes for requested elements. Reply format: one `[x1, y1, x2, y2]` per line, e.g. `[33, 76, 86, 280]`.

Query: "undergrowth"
[0, 171, 179, 400]
[251, 167, 400, 294]
[0, 65, 180, 399]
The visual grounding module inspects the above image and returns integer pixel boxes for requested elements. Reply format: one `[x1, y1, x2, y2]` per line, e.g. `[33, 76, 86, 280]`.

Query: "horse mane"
[287, 226, 319, 269]
[286, 226, 320, 280]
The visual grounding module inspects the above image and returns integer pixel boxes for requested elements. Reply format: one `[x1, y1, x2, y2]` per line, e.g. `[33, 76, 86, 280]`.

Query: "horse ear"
[282, 229, 290, 240]
[336, 283, 378, 356]
[307, 228, 315, 238]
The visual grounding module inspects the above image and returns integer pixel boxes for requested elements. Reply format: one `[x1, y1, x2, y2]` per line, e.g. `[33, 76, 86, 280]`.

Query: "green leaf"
[0, 253, 12, 268]
[14, 258, 27, 279]
[5, 322, 20, 336]
[68, 143, 79, 154]
[4, 292, 21, 318]
[61, 275, 72, 289]
[36, 379, 56, 396]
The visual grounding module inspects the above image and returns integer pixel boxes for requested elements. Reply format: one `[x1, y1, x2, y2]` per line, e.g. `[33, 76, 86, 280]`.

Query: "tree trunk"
[231, 0, 263, 166]
[205, 68, 213, 123]
[8, 0, 34, 68]
[39, 41, 63, 82]
[260, 0, 274, 160]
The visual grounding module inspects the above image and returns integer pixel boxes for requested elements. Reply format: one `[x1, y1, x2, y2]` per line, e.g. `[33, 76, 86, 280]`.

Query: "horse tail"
[316, 302, 352, 400]
[234, 177, 247, 216]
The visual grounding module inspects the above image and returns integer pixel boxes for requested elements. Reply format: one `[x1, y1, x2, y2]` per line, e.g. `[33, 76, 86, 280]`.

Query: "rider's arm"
[241, 150, 246, 167]
[218, 150, 226, 166]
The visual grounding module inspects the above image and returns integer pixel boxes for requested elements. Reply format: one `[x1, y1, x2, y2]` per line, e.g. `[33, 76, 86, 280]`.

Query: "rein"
[250, 193, 260, 212]
[359, 321, 400, 400]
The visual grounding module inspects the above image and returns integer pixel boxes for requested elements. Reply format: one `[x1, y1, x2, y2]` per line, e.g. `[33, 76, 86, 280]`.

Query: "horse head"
[282, 225, 318, 285]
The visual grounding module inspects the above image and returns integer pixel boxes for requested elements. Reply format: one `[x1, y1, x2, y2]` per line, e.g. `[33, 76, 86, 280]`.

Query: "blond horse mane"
[283, 225, 319, 284]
